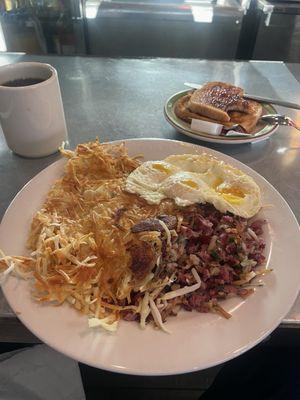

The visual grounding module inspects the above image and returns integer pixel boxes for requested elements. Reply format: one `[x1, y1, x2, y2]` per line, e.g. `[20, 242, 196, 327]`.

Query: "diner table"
[0, 53, 299, 344]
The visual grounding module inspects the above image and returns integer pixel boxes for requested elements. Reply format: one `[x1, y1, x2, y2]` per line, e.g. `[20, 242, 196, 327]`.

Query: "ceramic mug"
[0, 62, 68, 158]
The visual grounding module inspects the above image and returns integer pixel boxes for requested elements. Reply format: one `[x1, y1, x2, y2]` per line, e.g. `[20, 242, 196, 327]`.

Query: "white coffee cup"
[0, 62, 68, 158]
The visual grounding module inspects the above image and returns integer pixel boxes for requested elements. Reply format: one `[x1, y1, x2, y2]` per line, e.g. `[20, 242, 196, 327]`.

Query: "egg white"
[125, 154, 261, 218]
[125, 160, 179, 204]
[159, 171, 212, 207]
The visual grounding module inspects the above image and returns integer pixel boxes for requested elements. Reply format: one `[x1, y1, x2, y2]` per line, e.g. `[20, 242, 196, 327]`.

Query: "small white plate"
[0, 139, 299, 375]
[164, 90, 279, 144]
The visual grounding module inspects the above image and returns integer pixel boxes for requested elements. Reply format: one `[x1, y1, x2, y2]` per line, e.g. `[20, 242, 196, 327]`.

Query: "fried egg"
[125, 154, 261, 218]
[125, 160, 180, 204]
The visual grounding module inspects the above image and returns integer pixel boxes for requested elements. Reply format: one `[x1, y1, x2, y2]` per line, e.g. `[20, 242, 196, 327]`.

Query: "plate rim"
[1, 138, 300, 375]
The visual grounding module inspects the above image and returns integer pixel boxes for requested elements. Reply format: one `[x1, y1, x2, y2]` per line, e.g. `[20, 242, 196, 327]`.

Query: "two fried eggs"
[125, 153, 261, 218]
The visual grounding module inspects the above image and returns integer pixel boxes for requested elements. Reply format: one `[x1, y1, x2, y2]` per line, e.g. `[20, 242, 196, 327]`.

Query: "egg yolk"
[219, 187, 245, 204]
[213, 178, 246, 204]
[152, 163, 171, 174]
[213, 177, 223, 188]
[219, 187, 245, 198]
[182, 179, 199, 189]
[221, 193, 244, 204]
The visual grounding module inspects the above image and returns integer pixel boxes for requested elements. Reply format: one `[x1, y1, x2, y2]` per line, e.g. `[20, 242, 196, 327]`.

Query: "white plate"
[164, 90, 279, 144]
[1, 138, 299, 376]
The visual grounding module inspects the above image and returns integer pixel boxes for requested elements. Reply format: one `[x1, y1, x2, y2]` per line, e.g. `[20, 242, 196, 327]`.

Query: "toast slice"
[175, 94, 235, 128]
[174, 93, 262, 133]
[228, 108, 262, 133]
[187, 82, 245, 122]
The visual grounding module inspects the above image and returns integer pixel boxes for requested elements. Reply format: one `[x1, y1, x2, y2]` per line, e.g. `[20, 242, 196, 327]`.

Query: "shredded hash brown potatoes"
[0, 140, 270, 333]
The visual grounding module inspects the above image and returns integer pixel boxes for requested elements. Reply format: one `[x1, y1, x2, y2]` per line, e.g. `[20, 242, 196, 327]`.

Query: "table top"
[0, 54, 299, 342]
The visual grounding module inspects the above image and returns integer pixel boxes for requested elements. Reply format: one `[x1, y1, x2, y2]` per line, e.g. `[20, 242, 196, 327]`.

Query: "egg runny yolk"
[182, 179, 199, 189]
[212, 177, 245, 204]
[152, 163, 172, 174]
[218, 187, 245, 205]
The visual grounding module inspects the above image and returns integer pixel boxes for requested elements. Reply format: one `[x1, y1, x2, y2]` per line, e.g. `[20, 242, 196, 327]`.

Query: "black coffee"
[1, 78, 45, 87]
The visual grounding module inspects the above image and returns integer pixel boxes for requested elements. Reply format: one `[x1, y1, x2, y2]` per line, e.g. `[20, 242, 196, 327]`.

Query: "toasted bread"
[228, 109, 262, 133]
[175, 94, 236, 128]
[187, 82, 249, 122]
[174, 93, 262, 133]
